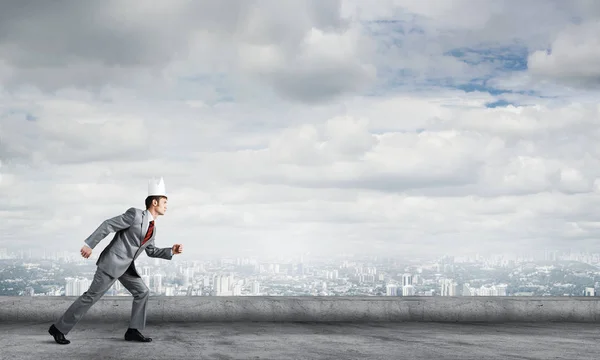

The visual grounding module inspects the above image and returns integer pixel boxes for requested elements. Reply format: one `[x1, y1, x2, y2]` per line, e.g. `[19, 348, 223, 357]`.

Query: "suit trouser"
[54, 264, 150, 335]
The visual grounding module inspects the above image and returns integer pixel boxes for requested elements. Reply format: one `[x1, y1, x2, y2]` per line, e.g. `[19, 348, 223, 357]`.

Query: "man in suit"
[48, 177, 183, 345]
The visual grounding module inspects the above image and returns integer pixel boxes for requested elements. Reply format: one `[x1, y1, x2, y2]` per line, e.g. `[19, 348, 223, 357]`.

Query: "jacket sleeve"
[84, 207, 137, 249]
[145, 242, 173, 260]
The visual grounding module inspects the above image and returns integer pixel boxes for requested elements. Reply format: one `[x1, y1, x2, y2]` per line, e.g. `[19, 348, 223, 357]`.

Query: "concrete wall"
[2, 296, 600, 323]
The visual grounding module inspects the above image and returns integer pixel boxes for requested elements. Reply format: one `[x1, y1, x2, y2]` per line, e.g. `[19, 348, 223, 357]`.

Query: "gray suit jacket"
[84, 207, 173, 278]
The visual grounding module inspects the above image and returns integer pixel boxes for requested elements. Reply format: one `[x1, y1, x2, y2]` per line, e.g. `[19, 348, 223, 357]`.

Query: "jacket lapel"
[134, 210, 151, 259]
[140, 210, 149, 246]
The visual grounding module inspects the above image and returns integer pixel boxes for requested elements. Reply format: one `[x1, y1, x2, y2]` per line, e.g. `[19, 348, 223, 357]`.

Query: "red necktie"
[142, 220, 154, 245]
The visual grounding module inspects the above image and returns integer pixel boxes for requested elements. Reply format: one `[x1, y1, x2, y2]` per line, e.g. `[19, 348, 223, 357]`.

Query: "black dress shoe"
[124, 328, 152, 342]
[48, 324, 70, 345]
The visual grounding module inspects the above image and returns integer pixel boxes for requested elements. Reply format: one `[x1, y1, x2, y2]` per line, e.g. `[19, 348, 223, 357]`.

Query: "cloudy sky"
[2, 0, 600, 259]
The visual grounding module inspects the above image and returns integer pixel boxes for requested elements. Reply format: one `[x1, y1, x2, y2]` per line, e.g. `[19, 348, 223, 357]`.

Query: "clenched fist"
[172, 244, 183, 255]
[81, 245, 92, 259]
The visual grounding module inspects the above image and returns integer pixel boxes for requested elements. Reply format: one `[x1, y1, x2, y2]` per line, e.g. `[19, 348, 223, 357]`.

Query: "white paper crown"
[148, 177, 167, 196]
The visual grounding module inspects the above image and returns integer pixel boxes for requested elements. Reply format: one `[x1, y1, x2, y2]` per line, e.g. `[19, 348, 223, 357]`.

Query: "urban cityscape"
[1, 247, 599, 298]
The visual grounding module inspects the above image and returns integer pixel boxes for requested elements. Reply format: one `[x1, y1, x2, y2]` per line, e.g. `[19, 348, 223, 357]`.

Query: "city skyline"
[2, 245, 600, 298]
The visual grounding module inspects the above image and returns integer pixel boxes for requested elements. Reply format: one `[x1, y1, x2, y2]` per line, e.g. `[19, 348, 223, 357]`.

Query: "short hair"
[145, 195, 167, 209]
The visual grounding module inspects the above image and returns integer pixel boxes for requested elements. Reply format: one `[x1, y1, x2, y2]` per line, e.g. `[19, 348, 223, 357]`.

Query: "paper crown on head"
[148, 177, 167, 197]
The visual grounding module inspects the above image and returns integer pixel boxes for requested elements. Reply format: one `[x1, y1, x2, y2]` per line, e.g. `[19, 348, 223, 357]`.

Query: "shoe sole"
[124, 337, 152, 342]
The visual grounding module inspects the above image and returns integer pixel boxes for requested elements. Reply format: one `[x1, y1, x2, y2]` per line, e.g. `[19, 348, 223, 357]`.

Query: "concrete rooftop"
[2, 321, 598, 360]
[3, 297, 600, 359]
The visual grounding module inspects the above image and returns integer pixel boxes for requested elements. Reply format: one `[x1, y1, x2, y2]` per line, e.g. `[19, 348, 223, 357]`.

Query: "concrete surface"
[1, 321, 598, 359]
[2, 296, 600, 323]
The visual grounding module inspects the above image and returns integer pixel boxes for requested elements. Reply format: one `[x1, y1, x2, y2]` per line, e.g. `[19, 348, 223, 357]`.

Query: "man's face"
[155, 197, 168, 215]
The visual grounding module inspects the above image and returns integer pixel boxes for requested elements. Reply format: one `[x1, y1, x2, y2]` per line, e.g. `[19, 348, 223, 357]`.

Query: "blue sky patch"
[485, 99, 516, 108]
[454, 83, 512, 95]
[446, 45, 529, 71]
[360, 20, 543, 98]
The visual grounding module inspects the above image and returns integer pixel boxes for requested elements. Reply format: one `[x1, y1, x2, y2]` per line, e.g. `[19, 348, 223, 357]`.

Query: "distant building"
[251, 281, 260, 295]
[65, 277, 91, 296]
[402, 274, 413, 287]
[142, 275, 150, 288]
[462, 284, 473, 296]
[386, 283, 400, 296]
[153, 274, 163, 294]
[215, 274, 233, 296]
[402, 284, 416, 296]
[440, 279, 458, 296]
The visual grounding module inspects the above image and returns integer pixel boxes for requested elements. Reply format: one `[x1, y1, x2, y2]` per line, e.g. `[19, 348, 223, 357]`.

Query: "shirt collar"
[146, 210, 154, 222]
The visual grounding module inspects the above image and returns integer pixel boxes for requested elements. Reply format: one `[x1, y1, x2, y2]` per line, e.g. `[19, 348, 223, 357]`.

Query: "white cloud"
[2, 1, 600, 259]
[4, 88, 600, 257]
[528, 21, 600, 87]
[238, 26, 376, 102]
[0, 0, 371, 103]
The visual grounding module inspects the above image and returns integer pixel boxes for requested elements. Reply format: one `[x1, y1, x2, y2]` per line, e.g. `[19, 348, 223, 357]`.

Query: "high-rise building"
[183, 267, 194, 288]
[65, 277, 91, 296]
[402, 284, 416, 296]
[386, 283, 399, 296]
[142, 274, 151, 288]
[440, 278, 458, 296]
[462, 284, 472, 296]
[298, 263, 305, 275]
[251, 281, 260, 295]
[402, 273, 413, 287]
[142, 266, 151, 276]
[478, 286, 493, 296]
[495, 284, 508, 296]
[233, 283, 242, 296]
[215, 274, 232, 296]
[153, 274, 163, 294]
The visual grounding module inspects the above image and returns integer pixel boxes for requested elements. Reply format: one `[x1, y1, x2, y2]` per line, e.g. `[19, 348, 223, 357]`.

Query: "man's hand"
[172, 244, 183, 255]
[81, 245, 92, 259]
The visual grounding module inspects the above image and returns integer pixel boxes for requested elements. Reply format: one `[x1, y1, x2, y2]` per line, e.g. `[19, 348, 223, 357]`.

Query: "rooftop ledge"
[2, 296, 600, 323]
